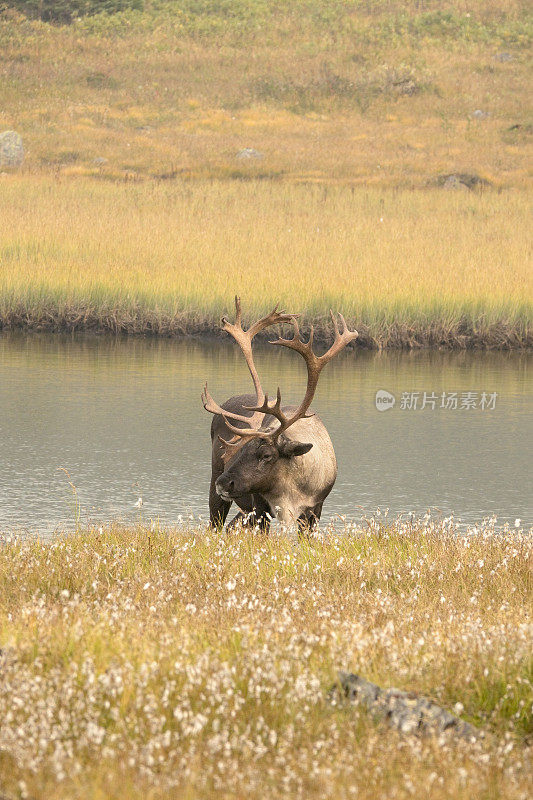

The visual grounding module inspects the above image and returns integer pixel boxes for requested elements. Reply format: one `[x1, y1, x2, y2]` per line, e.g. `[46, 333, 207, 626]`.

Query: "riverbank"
[0, 519, 531, 799]
[1, 307, 529, 349]
[0, 178, 531, 349]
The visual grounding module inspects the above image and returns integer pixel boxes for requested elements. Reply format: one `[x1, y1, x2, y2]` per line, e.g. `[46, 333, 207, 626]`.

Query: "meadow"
[0, 177, 531, 347]
[0, 518, 531, 799]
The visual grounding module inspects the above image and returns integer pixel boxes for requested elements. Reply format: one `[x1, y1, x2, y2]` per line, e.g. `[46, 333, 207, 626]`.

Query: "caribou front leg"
[209, 477, 232, 529]
[227, 495, 272, 532]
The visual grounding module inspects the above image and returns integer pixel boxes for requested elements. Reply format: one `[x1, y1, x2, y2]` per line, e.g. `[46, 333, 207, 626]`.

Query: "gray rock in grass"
[236, 148, 264, 160]
[330, 672, 481, 741]
[0, 131, 24, 167]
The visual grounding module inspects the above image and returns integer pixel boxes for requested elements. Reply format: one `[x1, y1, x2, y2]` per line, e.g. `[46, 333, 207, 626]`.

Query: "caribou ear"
[278, 438, 313, 458]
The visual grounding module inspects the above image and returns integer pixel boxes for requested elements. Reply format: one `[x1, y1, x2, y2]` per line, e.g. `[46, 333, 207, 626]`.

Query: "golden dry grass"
[0, 176, 531, 346]
[0, 518, 531, 799]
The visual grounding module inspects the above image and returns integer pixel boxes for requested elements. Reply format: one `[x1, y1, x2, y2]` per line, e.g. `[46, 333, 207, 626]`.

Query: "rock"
[331, 672, 481, 741]
[0, 130, 24, 168]
[436, 172, 489, 191]
[472, 109, 490, 120]
[494, 52, 513, 62]
[92, 157, 108, 166]
[442, 175, 470, 191]
[236, 148, 264, 160]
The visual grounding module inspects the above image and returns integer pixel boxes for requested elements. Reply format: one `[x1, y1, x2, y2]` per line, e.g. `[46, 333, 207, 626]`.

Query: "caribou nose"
[216, 477, 235, 497]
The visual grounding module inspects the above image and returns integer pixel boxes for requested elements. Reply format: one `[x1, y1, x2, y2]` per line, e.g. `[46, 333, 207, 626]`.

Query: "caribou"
[202, 297, 358, 530]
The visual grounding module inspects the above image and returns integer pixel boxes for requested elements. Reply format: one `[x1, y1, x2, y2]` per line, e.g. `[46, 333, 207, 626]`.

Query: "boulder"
[330, 672, 481, 741]
[472, 109, 490, 120]
[236, 148, 263, 160]
[436, 172, 490, 191]
[0, 131, 24, 168]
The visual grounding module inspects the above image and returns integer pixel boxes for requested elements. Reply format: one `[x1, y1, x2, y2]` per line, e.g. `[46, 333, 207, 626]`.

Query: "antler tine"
[320, 311, 358, 363]
[243, 387, 283, 416]
[234, 295, 242, 325]
[220, 414, 270, 440]
[222, 297, 297, 339]
[221, 295, 242, 328]
[272, 317, 318, 358]
[202, 383, 257, 426]
[330, 308, 340, 338]
[217, 433, 249, 462]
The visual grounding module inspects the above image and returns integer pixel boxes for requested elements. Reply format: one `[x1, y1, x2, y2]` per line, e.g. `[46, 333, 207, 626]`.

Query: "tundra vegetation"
[0, 519, 531, 799]
[0, 0, 531, 344]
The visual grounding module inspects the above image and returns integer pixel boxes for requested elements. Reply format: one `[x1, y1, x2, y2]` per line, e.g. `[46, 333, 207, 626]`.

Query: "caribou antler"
[202, 299, 358, 453]
[267, 311, 358, 434]
[202, 296, 297, 439]
[202, 383, 257, 426]
[220, 296, 297, 419]
[240, 312, 358, 441]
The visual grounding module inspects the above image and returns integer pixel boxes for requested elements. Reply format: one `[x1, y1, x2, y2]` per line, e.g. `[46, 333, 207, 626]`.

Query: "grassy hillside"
[0, 1, 531, 185]
[0, 520, 531, 799]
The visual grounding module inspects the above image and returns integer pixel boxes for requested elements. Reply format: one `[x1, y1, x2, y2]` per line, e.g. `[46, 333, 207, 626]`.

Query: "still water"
[0, 332, 531, 533]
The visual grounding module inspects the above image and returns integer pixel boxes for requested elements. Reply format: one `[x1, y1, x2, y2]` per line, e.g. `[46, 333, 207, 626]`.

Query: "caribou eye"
[257, 448, 273, 462]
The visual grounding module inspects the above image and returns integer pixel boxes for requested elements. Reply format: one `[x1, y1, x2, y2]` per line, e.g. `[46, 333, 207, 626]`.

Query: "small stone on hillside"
[472, 109, 490, 120]
[436, 172, 489, 191]
[442, 175, 469, 191]
[494, 52, 513, 62]
[0, 131, 24, 167]
[236, 148, 263, 160]
[93, 157, 108, 166]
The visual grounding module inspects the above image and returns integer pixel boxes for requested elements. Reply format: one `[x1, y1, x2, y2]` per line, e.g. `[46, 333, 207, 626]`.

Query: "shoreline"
[0, 311, 530, 350]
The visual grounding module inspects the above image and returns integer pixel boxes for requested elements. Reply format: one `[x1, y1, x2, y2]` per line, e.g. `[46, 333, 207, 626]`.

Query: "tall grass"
[0, 177, 531, 346]
[0, 518, 531, 799]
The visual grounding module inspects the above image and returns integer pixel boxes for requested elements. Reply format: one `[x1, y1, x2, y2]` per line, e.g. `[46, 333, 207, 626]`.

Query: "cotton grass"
[0, 517, 531, 799]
